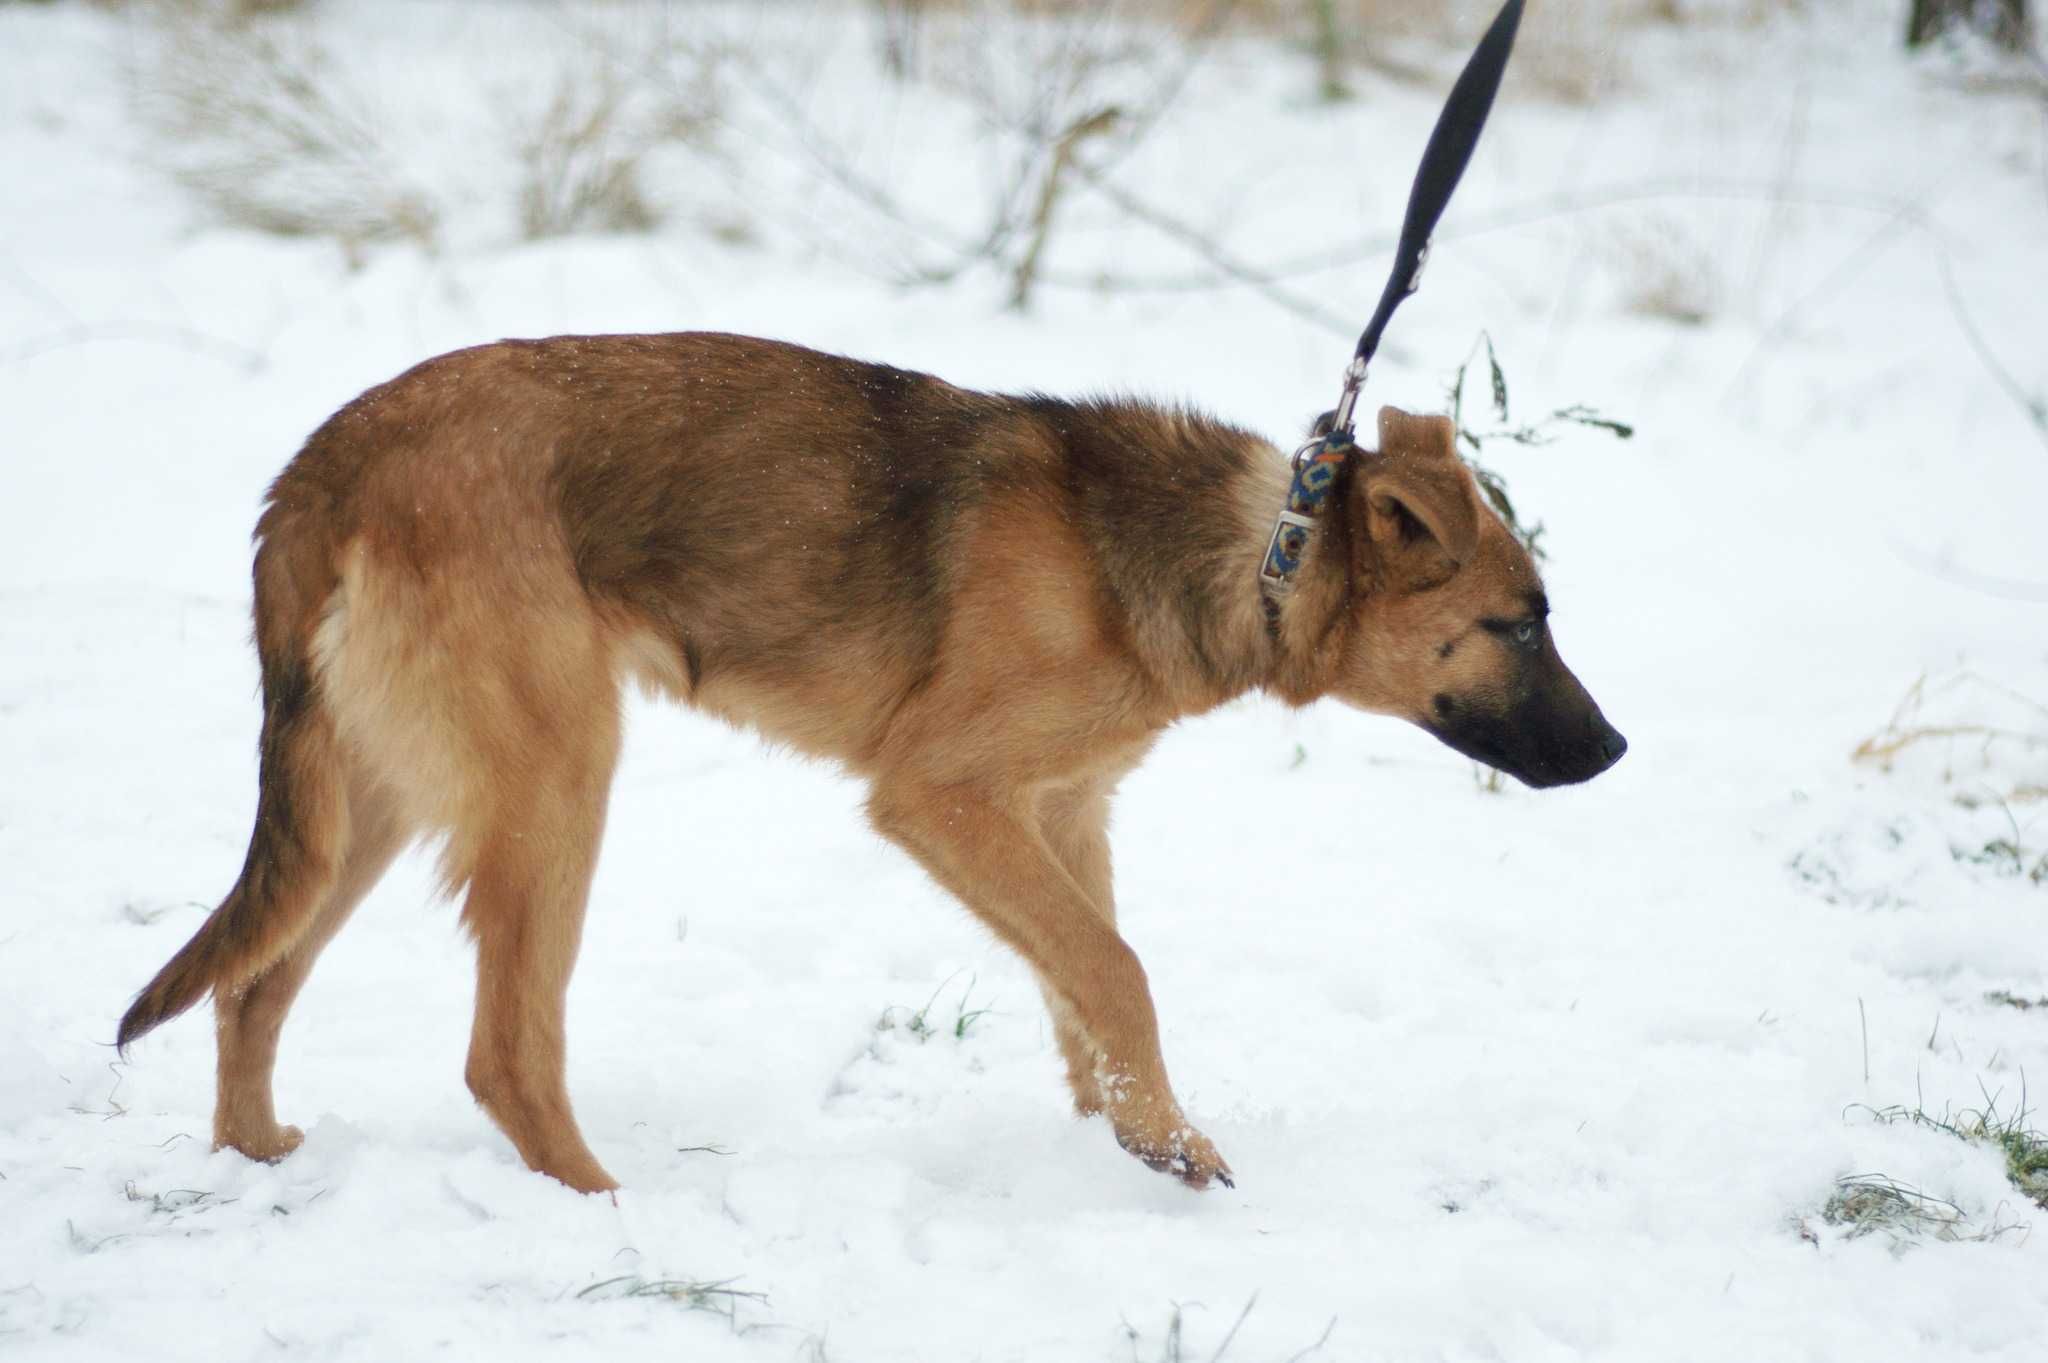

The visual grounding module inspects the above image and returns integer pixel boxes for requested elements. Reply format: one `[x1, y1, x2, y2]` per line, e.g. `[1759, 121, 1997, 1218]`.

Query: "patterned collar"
[1257, 428, 1355, 616]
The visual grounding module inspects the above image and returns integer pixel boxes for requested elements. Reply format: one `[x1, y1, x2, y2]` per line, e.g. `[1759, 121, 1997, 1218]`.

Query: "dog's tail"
[118, 492, 352, 1052]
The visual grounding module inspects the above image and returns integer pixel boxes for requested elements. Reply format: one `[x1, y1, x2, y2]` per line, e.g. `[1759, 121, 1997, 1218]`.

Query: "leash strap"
[1259, 0, 1524, 605]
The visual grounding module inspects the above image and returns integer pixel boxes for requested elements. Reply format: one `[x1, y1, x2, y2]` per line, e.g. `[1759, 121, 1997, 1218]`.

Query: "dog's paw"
[217, 1122, 304, 1163]
[1115, 1123, 1234, 1190]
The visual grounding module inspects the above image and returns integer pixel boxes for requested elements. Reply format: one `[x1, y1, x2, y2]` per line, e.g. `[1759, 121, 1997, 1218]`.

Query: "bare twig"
[1009, 106, 1122, 309]
[1886, 534, 2048, 602]
[1717, 187, 2048, 456]
[1035, 171, 2048, 446]
[1208, 1292, 1257, 1363]
[1860, 997, 1870, 1087]
[0, 322, 267, 371]
[1044, 179, 1930, 293]
[934, 0, 1237, 301]
[1281, 1317, 1339, 1363]
[721, 45, 973, 278]
[1936, 243, 2048, 448]
[1076, 0, 1236, 182]
[1065, 162, 1357, 335]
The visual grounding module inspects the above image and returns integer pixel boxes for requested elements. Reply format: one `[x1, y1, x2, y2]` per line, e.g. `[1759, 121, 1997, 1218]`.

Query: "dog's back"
[269, 334, 1268, 755]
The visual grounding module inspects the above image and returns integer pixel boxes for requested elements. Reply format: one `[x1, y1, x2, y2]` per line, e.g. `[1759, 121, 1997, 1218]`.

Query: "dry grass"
[508, 9, 724, 242]
[517, 72, 651, 241]
[1852, 672, 2048, 791]
[1848, 1095, 2048, 1212]
[1238, 0, 1811, 105]
[575, 1273, 766, 1313]
[124, 0, 1830, 285]
[135, 0, 437, 249]
[1115, 1293, 1334, 1363]
[1847, 672, 2048, 885]
[132, 0, 721, 251]
[514, 65, 703, 242]
[1510, 0, 1639, 105]
[1605, 212, 1723, 325]
[1813, 1173, 2024, 1245]
[883, 0, 1653, 120]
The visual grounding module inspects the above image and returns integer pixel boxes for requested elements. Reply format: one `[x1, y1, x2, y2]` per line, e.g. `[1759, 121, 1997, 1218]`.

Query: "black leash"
[1259, 0, 1525, 604]
[1327, 0, 1525, 437]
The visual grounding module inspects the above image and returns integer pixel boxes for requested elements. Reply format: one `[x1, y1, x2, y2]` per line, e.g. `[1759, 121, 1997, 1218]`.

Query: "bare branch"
[1936, 241, 2048, 449]
[1007, 106, 1121, 310]
[1064, 161, 1358, 335]
[0, 322, 267, 371]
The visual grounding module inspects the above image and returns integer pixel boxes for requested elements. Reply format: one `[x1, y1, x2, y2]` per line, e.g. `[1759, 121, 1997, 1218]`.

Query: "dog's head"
[1327, 406, 1625, 789]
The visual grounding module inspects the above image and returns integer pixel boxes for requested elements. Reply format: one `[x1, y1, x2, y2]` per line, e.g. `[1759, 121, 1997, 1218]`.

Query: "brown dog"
[117, 332, 1624, 1193]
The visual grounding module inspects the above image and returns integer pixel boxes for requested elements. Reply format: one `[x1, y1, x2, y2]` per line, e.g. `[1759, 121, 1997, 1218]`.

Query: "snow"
[5, 2, 2048, 1359]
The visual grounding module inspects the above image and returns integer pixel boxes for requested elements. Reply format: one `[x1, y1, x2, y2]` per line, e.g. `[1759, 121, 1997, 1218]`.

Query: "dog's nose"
[1599, 728, 1628, 766]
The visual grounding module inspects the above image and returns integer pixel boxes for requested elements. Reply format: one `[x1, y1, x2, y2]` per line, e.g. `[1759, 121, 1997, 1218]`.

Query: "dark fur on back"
[529, 335, 1269, 718]
[547, 336, 993, 694]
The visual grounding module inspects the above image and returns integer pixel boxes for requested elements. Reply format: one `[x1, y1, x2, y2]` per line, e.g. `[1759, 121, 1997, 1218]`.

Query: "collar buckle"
[1257, 430, 1357, 600]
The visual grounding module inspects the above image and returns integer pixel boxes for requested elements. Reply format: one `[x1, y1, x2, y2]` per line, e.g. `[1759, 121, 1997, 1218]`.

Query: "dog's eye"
[1512, 620, 1539, 646]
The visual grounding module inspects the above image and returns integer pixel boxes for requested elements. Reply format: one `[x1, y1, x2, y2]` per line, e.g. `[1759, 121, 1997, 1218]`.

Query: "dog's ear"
[1352, 407, 1479, 589]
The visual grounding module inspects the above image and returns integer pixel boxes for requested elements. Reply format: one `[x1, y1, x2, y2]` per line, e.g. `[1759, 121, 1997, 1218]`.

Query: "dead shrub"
[919, 0, 1231, 305]
[1605, 212, 1723, 325]
[132, 0, 724, 251]
[1853, 671, 2048, 798]
[513, 56, 718, 241]
[134, 0, 437, 248]
[517, 72, 656, 240]
[508, 7, 725, 242]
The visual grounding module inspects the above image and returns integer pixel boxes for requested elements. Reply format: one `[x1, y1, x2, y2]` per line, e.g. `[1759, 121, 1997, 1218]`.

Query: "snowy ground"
[5, 2, 2048, 1359]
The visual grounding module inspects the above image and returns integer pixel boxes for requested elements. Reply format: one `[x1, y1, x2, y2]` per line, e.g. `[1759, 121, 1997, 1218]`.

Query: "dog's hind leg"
[119, 599, 405, 1163]
[213, 773, 407, 1160]
[449, 657, 623, 1195]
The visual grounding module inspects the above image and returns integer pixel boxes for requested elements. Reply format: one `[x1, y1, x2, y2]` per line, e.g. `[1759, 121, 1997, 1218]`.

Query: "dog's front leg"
[867, 779, 1232, 1190]
[1035, 774, 1125, 1119]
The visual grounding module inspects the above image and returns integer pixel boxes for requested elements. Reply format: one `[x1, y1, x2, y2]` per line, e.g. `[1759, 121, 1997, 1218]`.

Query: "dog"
[116, 332, 1625, 1193]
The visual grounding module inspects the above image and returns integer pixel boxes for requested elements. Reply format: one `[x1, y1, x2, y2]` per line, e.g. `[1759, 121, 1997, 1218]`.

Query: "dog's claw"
[1117, 1124, 1232, 1190]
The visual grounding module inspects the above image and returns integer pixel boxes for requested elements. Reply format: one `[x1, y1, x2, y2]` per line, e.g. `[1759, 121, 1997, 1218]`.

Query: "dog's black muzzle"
[1426, 655, 1627, 789]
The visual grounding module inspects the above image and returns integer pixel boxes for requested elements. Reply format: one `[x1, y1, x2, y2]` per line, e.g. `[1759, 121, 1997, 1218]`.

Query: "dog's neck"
[1056, 404, 1354, 720]
[1238, 445, 1355, 708]
[1125, 423, 1353, 714]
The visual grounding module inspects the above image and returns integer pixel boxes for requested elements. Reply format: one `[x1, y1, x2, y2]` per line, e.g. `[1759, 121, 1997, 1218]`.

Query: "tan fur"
[118, 334, 1617, 1194]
